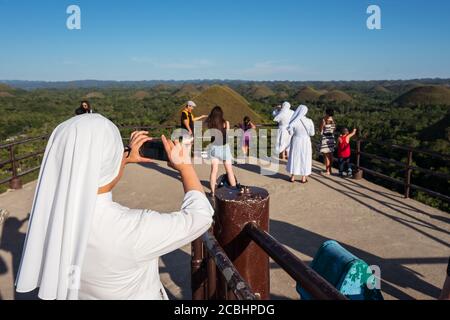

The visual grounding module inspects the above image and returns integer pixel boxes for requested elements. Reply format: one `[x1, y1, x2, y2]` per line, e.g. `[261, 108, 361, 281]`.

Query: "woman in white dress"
[273, 102, 294, 160]
[15, 113, 213, 300]
[286, 105, 315, 183]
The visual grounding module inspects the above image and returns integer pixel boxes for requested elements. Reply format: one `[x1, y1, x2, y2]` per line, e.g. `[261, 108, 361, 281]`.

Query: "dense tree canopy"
[0, 80, 449, 210]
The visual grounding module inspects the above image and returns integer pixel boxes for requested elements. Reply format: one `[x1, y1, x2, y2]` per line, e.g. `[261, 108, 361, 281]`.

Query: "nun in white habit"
[273, 102, 294, 159]
[286, 105, 315, 183]
[15, 113, 214, 300]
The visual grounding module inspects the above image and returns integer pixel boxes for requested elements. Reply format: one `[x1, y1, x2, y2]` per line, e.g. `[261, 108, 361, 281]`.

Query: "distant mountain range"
[2, 78, 450, 90]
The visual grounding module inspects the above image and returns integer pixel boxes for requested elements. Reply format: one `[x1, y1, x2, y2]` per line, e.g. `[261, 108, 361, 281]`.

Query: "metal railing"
[1, 126, 448, 206]
[0, 125, 172, 189]
[192, 223, 348, 301]
[244, 222, 347, 300]
[191, 185, 349, 301]
[307, 133, 449, 203]
[192, 233, 257, 300]
[0, 134, 49, 188]
[353, 139, 449, 202]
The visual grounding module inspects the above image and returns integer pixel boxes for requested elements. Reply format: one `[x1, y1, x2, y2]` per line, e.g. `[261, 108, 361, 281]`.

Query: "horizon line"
[2, 77, 450, 83]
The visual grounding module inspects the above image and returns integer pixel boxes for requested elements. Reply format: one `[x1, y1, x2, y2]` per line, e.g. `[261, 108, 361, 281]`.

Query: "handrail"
[260, 123, 450, 162]
[2, 126, 449, 161]
[1, 127, 449, 205]
[307, 133, 449, 202]
[0, 134, 49, 149]
[358, 138, 450, 160]
[244, 222, 348, 300]
[352, 139, 449, 201]
[201, 232, 256, 300]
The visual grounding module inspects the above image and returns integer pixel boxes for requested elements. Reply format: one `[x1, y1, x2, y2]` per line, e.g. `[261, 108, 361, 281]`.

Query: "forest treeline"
[0, 79, 449, 211]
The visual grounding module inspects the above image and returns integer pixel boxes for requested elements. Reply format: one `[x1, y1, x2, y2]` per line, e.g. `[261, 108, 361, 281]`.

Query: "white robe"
[15, 114, 214, 300]
[286, 117, 315, 176]
[79, 190, 213, 300]
[273, 104, 294, 154]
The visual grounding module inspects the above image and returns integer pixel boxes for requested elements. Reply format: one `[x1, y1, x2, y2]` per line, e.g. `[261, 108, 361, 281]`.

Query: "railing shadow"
[234, 163, 290, 182]
[309, 167, 450, 246]
[159, 249, 192, 300]
[340, 177, 450, 224]
[269, 219, 445, 300]
[138, 163, 217, 191]
[139, 162, 181, 181]
[0, 214, 37, 300]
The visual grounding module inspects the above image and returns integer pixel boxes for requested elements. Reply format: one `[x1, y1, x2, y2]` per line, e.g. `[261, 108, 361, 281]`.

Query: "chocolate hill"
[131, 90, 151, 100]
[294, 86, 322, 103]
[84, 92, 105, 99]
[0, 83, 16, 98]
[175, 84, 202, 99]
[319, 90, 353, 102]
[393, 85, 450, 106]
[166, 85, 263, 126]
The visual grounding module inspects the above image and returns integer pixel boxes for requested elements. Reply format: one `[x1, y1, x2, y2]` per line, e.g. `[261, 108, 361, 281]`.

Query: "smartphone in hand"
[139, 139, 169, 161]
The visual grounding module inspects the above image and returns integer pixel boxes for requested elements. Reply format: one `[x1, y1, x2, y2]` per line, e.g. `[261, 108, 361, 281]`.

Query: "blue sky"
[0, 0, 449, 81]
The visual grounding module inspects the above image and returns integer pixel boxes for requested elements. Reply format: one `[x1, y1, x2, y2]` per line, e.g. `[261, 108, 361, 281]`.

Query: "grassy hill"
[319, 90, 353, 102]
[84, 91, 105, 99]
[175, 84, 202, 99]
[131, 90, 151, 100]
[0, 91, 15, 98]
[0, 83, 14, 91]
[247, 85, 275, 100]
[393, 85, 450, 106]
[373, 85, 390, 94]
[166, 85, 263, 126]
[294, 86, 322, 103]
[419, 112, 450, 142]
[0, 83, 16, 98]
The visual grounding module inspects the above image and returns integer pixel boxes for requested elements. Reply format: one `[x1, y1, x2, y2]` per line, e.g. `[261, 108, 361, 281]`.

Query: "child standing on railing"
[337, 128, 357, 177]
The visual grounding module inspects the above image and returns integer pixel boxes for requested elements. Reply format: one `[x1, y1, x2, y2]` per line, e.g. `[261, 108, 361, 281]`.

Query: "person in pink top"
[337, 127, 357, 177]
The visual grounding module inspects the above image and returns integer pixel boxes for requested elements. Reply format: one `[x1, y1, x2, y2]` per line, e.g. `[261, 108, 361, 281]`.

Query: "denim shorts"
[208, 144, 233, 162]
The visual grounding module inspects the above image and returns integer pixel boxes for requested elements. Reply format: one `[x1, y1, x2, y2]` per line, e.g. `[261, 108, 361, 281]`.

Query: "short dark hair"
[75, 100, 91, 115]
[341, 127, 349, 135]
[325, 108, 334, 116]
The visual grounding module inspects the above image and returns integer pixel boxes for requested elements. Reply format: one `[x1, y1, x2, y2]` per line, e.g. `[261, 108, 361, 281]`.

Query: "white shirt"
[78, 190, 214, 300]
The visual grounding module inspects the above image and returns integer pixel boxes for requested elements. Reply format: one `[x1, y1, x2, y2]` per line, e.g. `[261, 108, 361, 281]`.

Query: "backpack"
[216, 174, 240, 189]
[296, 240, 384, 300]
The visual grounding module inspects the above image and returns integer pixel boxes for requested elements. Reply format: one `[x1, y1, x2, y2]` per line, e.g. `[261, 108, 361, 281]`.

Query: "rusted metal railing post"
[9, 145, 22, 189]
[191, 238, 205, 300]
[204, 228, 217, 300]
[353, 140, 363, 180]
[206, 253, 217, 299]
[202, 232, 256, 300]
[405, 150, 413, 198]
[214, 186, 270, 300]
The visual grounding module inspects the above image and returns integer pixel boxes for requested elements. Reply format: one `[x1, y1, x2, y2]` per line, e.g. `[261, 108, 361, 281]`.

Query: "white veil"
[288, 104, 309, 132]
[15, 113, 124, 300]
[278, 105, 309, 151]
[273, 102, 292, 123]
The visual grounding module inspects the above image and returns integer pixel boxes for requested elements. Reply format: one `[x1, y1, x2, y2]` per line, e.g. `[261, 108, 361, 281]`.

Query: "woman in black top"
[75, 100, 92, 115]
[205, 106, 236, 196]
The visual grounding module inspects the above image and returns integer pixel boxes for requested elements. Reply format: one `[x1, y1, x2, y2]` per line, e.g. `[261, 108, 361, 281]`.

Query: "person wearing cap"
[181, 101, 207, 137]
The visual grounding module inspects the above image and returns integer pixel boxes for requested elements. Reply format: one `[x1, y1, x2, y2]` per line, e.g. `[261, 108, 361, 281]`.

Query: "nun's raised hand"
[126, 131, 152, 164]
[161, 135, 192, 172]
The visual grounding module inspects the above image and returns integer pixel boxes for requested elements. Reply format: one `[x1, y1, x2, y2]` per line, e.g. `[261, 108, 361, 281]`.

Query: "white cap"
[186, 101, 197, 108]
